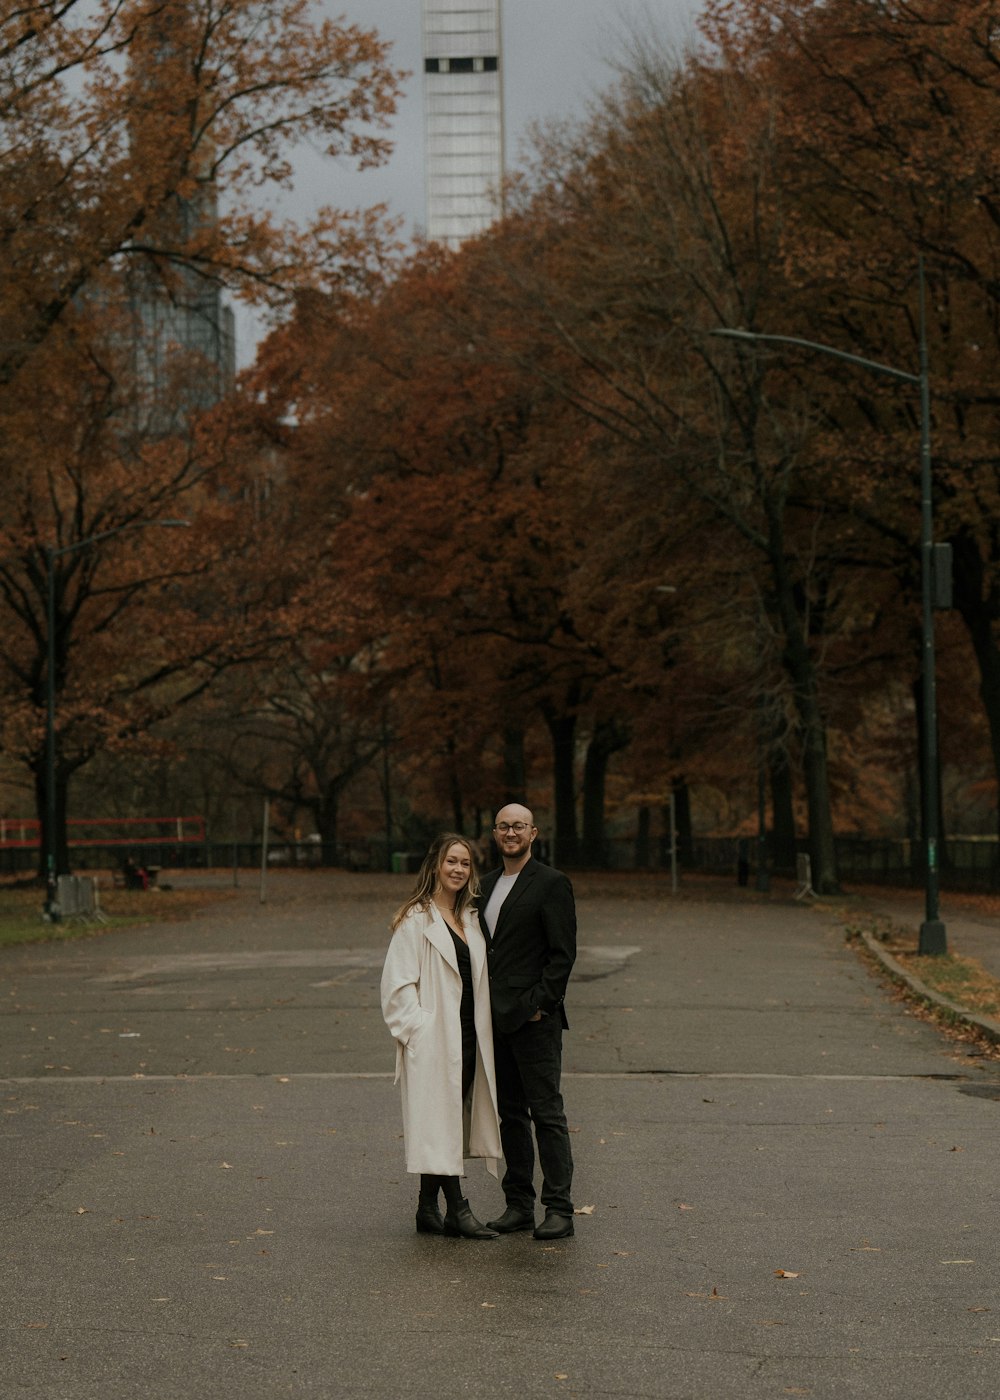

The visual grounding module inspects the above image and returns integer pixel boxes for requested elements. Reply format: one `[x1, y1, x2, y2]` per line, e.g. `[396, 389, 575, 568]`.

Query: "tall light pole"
[43, 519, 191, 920]
[712, 261, 946, 954]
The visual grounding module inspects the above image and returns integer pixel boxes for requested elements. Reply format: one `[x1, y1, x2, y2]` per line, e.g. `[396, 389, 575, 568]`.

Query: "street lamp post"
[712, 261, 946, 953]
[43, 519, 191, 920]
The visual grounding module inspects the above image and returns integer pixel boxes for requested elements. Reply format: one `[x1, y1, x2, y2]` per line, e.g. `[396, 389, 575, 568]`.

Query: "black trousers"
[493, 1016, 574, 1216]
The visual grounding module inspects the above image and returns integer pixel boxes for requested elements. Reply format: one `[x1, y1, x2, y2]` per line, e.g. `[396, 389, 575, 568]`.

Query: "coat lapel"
[465, 912, 487, 986]
[492, 861, 536, 939]
[425, 905, 460, 971]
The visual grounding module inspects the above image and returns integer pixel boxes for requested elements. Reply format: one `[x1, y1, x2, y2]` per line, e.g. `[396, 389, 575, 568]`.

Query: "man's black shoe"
[486, 1205, 535, 1233]
[533, 1211, 574, 1240]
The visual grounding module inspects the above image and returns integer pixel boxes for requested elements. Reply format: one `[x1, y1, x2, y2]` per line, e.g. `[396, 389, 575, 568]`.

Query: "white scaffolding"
[422, 0, 505, 247]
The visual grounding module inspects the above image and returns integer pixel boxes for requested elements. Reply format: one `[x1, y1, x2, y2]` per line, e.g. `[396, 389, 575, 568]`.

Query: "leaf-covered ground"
[0, 876, 236, 948]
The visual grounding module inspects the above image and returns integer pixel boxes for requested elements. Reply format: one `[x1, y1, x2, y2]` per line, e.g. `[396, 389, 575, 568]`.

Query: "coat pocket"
[407, 1007, 431, 1052]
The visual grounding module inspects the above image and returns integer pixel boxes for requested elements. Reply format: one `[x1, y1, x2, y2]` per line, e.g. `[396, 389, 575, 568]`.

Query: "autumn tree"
[0, 320, 310, 881]
[0, 0, 403, 372]
[701, 0, 1000, 853]
[467, 45, 872, 889]
[0, 0, 405, 883]
[230, 1, 1000, 880]
[258, 250, 641, 864]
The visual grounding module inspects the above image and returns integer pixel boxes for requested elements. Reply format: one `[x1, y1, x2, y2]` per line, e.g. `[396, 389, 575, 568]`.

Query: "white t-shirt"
[483, 872, 519, 937]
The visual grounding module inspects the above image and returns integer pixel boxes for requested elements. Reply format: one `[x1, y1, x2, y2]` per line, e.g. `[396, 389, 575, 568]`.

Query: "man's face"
[493, 805, 537, 862]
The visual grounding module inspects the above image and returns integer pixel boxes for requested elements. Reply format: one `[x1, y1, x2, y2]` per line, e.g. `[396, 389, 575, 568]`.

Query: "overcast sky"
[236, 0, 705, 361]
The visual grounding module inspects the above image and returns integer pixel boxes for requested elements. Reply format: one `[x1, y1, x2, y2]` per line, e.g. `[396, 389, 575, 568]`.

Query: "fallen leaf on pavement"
[574, 1205, 595, 1215]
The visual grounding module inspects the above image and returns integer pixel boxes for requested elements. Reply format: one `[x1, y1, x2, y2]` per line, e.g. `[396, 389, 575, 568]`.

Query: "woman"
[381, 833, 502, 1238]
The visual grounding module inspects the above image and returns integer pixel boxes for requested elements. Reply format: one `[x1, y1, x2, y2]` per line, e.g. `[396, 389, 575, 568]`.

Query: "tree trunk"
[502, 723, 526, 801]
[447, 742, 464, 833]
[315, 790, 340, 867]
[635, 805, 651, 868]
[796, 692, 838, 894]
[542, 704, 579, 867]
[672, 778, 694, 867]
[581, 719, 630, 867]
[950, 531, 1000, 871]
[770, 540, 840, 894]
[769, 743, 797, 872]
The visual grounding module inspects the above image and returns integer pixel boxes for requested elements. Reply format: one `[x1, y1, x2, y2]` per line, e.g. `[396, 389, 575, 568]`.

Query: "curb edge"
[860, 929, 1000, 1046]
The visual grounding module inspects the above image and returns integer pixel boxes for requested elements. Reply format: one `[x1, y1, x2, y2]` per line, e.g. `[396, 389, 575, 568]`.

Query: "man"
[478, 803, 577, 1240]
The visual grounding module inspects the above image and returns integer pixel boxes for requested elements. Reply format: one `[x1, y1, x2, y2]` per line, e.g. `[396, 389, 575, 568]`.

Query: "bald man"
[478, 803, 577, 1240]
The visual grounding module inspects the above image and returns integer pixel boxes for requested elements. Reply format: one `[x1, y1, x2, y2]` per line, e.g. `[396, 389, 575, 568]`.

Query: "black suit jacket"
[478, 858, 576, 1034]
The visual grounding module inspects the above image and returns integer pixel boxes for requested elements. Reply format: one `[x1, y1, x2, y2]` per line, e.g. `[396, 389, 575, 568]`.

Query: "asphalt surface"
[2, 870, 1000, 1399]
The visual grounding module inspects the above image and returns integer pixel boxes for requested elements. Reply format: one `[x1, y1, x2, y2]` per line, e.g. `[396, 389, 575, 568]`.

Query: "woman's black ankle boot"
[440, 1178, 498, 1239]
[416, 1174, 445, 1234]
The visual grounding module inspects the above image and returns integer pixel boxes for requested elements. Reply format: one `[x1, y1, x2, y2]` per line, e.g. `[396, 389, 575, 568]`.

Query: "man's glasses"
[494, 821, 532, 834]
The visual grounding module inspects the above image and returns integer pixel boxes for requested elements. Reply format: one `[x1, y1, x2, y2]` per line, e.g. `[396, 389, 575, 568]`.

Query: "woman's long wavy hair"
[390, 832, 480, 932]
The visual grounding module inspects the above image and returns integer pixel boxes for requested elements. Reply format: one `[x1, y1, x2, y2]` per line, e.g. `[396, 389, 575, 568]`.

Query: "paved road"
[2, 872, 999, 1399]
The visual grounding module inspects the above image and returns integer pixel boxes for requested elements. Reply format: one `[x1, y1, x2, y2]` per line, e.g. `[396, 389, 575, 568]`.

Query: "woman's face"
[436, 842, 472, 900]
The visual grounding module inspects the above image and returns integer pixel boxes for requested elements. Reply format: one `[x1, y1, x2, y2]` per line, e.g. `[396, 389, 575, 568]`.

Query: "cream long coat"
[381, 903, 501, 1178]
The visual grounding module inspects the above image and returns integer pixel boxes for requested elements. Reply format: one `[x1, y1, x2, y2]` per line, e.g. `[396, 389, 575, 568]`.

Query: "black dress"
[449, 928, 476, 1100]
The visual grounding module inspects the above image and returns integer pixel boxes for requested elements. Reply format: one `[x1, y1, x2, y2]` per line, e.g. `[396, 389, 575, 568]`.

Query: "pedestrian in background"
[478, 804, 577, 1240]
[381, 832, 501, 1238]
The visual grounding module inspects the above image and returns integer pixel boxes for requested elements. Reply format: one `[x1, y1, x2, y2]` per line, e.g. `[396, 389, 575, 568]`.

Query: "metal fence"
[6, 833, 1000, 890]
